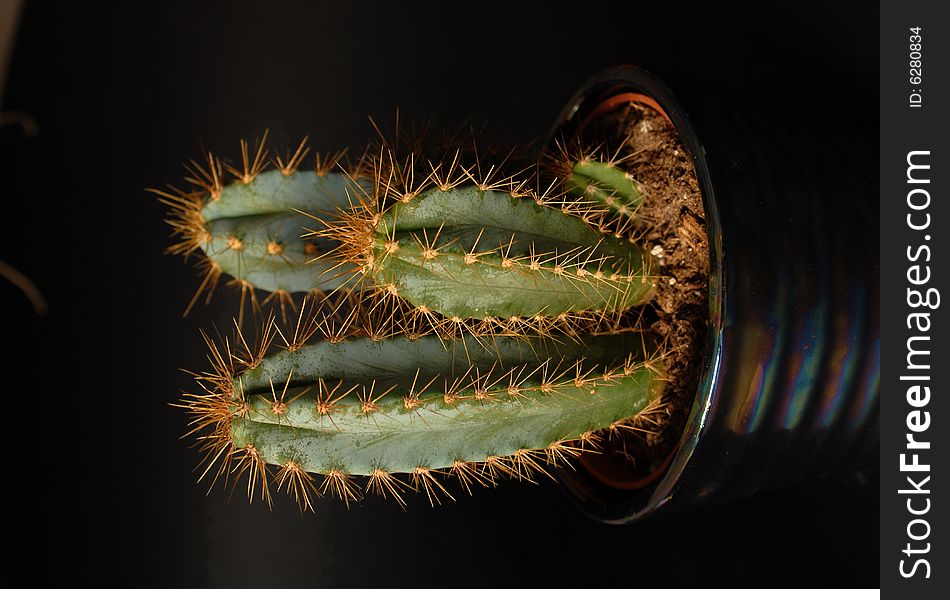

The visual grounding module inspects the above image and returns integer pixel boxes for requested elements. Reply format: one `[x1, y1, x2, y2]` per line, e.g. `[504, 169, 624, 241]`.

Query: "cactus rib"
[324, 183, 654, 323]
[546, 142, 646, 236]
[565, 160, 643, 219]
[156, 134, 361, 318]
[199, 171, 357, 293]
[232, 364, 655, 474]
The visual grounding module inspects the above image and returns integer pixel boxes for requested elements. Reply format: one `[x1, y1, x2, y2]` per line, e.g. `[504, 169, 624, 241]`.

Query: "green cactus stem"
[187, 331, 664, 508]
[156, 135, 363, 316]
[327, 183, 654, 325]
[198, 170, 357, 293]
[564, 160, 644, 225]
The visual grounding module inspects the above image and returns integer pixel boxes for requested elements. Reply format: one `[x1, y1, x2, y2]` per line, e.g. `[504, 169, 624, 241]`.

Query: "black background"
[0, 1, 878, 588]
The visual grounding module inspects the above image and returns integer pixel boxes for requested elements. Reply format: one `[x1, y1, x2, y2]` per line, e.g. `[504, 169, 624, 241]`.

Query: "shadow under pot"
[548, 65, 879, 524]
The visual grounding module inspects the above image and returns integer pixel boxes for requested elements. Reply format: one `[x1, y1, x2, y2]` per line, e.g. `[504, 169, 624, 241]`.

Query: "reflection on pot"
[551, 66, 879, 524]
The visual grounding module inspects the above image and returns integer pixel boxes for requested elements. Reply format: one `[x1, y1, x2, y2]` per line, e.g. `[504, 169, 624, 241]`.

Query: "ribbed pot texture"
[551, 66, 879, 524]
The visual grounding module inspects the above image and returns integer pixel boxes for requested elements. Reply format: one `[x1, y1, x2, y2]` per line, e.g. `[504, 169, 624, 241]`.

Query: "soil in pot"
[557, 100, 709, 489]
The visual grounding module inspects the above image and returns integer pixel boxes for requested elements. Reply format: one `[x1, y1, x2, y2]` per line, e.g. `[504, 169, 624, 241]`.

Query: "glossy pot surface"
[551, 66, 880, 524]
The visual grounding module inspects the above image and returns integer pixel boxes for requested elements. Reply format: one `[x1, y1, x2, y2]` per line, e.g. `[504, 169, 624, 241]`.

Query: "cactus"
[156, 136, 655, 331]
[183, 311, 665, 509]
[168, 129, 680, 512]
[547, 142, 646, 236]
[314, 158, 655, 339]
[565, 159, 643, 219]
[154, 133, 362, 321]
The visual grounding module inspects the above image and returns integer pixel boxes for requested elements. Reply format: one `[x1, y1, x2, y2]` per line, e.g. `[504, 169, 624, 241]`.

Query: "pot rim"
[546, 65, 726, 523]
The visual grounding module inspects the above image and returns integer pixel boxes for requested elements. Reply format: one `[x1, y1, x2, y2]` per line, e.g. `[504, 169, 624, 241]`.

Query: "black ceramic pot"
[550, 66, 880, 524]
